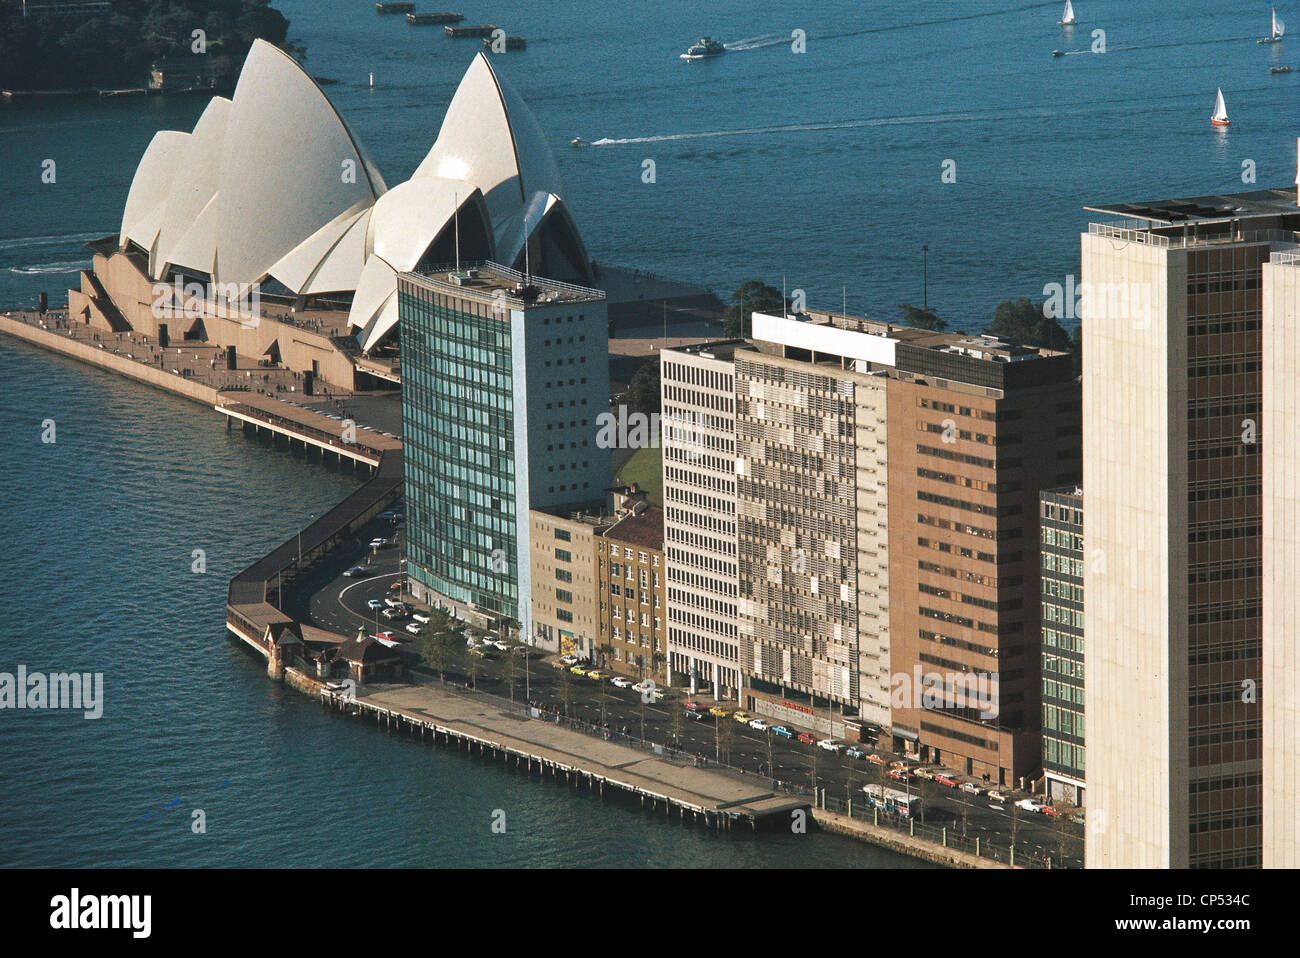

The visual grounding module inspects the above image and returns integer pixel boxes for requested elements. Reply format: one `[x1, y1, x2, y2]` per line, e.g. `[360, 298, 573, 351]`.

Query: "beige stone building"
[527, 509, 607, 658]
[1081, 186, 1300, 868]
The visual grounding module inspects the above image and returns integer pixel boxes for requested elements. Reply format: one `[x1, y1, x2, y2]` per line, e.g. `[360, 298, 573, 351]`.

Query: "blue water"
[2, 0, 1297, 326]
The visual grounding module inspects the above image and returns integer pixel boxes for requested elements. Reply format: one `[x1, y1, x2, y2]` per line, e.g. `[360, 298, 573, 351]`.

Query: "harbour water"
[2, 0, 1296, 323]
[0, 0, 1292, 867]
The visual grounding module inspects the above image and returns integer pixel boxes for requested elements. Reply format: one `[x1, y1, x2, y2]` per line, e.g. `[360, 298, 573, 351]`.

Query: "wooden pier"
[214, 393, 400, 469]
[318, 680, 811, 831]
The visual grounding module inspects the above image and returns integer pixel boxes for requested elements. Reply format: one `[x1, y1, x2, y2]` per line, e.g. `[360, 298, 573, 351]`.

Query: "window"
[555, 549, 572, 562]
[556, 568, 572, 583]
[557, 609, 573, 623]
[555, 528, 571, 542]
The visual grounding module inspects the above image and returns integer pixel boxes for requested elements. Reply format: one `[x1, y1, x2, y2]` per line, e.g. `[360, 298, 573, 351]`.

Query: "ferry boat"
[681, 37, 725, 60]
[1210, 88, 1230, 127]
[1259, 8, 1285, 43]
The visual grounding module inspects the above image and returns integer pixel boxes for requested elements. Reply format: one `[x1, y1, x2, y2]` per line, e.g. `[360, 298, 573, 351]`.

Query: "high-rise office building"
[1081, 186, 1300, 868]
[398, 262, 609, 631]
[1262, 242, 1300, 870]
[730, 311, 1078, 767]
[1040, 486, 1085, 807]
[660, 342, 743, 700]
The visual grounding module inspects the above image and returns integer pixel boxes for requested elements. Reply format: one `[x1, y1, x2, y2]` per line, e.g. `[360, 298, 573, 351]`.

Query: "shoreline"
[1, 309, 1011, 869]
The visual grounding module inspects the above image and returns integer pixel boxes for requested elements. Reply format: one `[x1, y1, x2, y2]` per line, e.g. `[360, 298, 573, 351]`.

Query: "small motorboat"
[1052, 49, 1066, 57]
[571, 137, 586, 147]
[1210, 87, 1230, 127]
[681, 37, 726, 60]
[1272, 65, 1294, 73]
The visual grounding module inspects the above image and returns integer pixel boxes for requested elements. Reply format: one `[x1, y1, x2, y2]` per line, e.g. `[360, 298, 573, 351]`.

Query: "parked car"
[560, 654, 581, 666]
[412, 612, 430, 624]
[845, 746, 868, 760]
[1041, 805, 1063, 818]
[383, 596, 405, 609]
[683, 707, 707, 722]
[1015, 798, 1047, 813]
[914, 767, 939, 781]
[988, 789, 1010, 805]
[961, 781, 987, 795]
[510, 645, 532, 658]
[708, 705, 730, 718]
[366, 598, 384, 611]
[465, 635, 479, 648]
[586, 669, 607, 681]
[405, 623, 423, 636]
[771, 725, 794, 739]
[1069, 811, 1086, 826]
[866, 753, 888, 766]
[818, 738, 845, 753]
[375, 630, 397, 640]
[935, 774, 962, 788]
[748, 718, 770, 731]
[888, 768, 914, 783]
[796, 732, 819, 745]
[378, 510, 395, 520]
[369, 538, 390, 548]
[631, 680, 654, 694]
[731, 710, 752, 724]
[683, 701, 705, 712]
[610, 676, 634, 688]
[569, 665, 588, 676]
[382, 607, 408, 621]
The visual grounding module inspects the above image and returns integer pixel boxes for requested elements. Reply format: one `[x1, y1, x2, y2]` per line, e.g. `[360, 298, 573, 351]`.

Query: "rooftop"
[603, 505, 664, 551]
[1084, 187, 1299, 225]
[404, 260, 606, 308]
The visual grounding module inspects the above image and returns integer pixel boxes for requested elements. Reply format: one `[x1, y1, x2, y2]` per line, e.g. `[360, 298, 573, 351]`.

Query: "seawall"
[0, 313, 219, 407]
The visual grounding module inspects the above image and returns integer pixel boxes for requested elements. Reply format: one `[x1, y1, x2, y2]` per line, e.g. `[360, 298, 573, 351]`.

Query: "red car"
[888, 768, 914, 783]
[796, 732, 819, 745]
[1041, 805, 1063, 818]
[935, 775, 962, 788]
[866, 753, 888, 766]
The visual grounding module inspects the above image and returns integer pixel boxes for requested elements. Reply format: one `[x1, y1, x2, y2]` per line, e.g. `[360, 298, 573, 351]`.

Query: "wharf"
[446, 24, 496, 37]
[319, 679, 811, 830]
[407, 11, 463, 24]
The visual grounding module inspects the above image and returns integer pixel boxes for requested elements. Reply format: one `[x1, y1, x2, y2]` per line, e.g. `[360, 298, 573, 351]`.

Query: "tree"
[722, 280, 787, 338]
[502, 645, 517, 702]
[897, 302, 947, 331]
[419, 610, 463, 682]
[669, 698, 684, 748]
[624, 360, 660, 417]
[988, 297, 1071, 352]
[717, 712, 735, 765]
[559, 665, 575, 718]
[597, 643, 615, 670]
[651, 651, 666, 684]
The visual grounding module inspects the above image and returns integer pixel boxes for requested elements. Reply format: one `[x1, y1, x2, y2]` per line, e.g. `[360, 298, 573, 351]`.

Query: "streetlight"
[297, 512, 319, 566]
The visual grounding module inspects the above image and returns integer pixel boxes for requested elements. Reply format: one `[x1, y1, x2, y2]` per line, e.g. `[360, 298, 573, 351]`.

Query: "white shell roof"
[213, 41, 385, 288]
[116, 44, 588, 355]
[414, 53, 566, 234]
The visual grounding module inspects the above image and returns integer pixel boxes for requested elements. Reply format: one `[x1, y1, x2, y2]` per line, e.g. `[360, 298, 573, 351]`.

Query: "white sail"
[1275, 10, 1285, 38]
[1061, 0, 1076, 24]
[1211, 88, 1228, 122]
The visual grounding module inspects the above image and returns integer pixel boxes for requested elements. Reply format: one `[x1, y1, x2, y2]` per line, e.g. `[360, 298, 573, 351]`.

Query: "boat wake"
[589, 107, 1060, 147]
[0, 230, 103, 252]
[724, 33, 787, 51]
[9, 260, 88, 275]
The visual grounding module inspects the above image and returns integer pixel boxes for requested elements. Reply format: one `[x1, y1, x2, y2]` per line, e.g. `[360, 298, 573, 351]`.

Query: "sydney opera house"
[71, 39, 593, 386]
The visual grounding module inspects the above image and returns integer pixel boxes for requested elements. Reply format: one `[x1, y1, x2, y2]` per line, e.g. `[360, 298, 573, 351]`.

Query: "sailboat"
[1059, 1, 1078, 26]
[1210, 88, 1230, 127]
[1259, 8, 1285, 43]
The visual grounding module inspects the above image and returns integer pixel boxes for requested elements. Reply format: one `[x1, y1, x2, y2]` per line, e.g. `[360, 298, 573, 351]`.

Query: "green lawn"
[614, 444, 663, 508]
